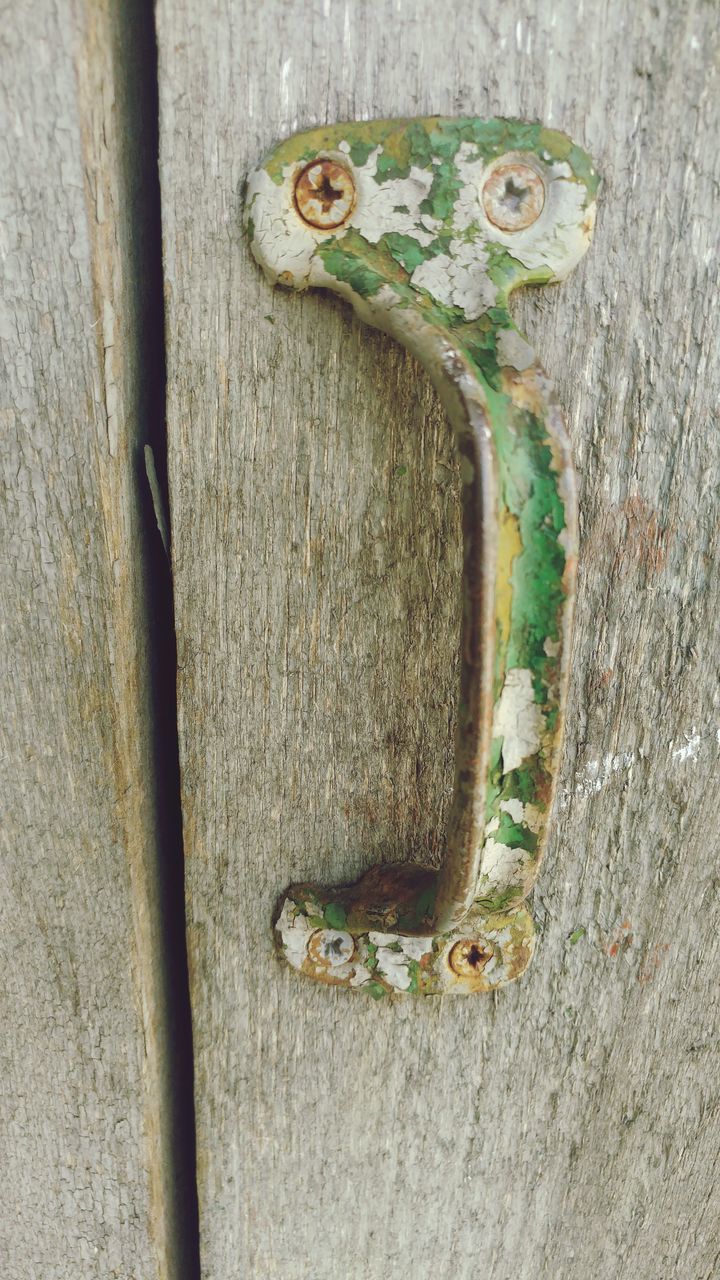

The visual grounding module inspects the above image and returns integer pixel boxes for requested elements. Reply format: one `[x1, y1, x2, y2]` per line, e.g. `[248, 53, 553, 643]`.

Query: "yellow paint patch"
[496, 506, 522, 648]
[378, 121, 413, 168]
[335, 228, 409, 284]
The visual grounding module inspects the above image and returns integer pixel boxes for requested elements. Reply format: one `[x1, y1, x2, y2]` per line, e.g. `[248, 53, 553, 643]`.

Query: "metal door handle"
[246, 117, 598, 995]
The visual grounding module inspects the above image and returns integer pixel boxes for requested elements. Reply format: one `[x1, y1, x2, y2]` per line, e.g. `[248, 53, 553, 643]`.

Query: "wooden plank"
[157, 1, 720, 1276]
[0, 3, 180, 1274]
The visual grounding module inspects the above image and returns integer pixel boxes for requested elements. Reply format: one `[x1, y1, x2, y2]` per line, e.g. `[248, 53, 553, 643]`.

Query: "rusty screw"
[448, 938, 492, 977]
[307, 929, 355, 967]
[293, 159, 356, 230]
[482, 162, 545, 232]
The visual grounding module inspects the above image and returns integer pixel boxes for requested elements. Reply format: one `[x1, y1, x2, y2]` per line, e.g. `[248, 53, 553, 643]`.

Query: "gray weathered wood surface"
[157, 1, 720, 1276]
[1, 3, 177, 1275]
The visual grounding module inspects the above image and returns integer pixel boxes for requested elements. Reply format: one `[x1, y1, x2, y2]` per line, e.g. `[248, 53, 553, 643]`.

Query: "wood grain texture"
[157, 2, 720, 1276]
[1, 3, 177, 1275]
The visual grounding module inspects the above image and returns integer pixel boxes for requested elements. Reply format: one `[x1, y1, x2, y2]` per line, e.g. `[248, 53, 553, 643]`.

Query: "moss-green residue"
[324, 902, 347, 930]
[348, 138, 376, 169]
[367, 981, 387, 1000]
[421, 161, 462, 220]
[501, 416, 566, 683]
[382, 232, 432, 273]
[495, 811, 538, 854]
[318, 244, 388, 298]
[475, 885, 524, 914]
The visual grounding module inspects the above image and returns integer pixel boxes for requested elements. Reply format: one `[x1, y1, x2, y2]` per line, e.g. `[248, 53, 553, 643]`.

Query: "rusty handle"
[245, 116, 597, 995]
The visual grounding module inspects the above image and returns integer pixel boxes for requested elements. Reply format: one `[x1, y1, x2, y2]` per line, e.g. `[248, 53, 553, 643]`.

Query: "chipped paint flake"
[496, 327, 535, 370]
[492, 668, 544, 772]
[375, 947, 412, 990]
[368, 931, 432, 959]
[276, 900, 312, 969]
[411, 239, 496, 319]
[349, 965, 373, 987]
[481, 838, 527, 885]
[398, 935, 433, 961]
[246, 166, 320, 287]
[350, 148, 435, 246]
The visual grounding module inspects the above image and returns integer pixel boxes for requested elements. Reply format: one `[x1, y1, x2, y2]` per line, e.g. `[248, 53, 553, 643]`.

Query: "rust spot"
[448, 937, 492, 977]
[637, 942, 670, 984]
[500, 365, 546, 417]
[294, 159, 356, 229]
[482, 162, 545, 231]
[604, 920, 634, 958]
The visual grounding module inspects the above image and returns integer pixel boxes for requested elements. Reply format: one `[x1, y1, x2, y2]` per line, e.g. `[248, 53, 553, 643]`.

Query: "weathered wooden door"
[4, 2, 719, 1277]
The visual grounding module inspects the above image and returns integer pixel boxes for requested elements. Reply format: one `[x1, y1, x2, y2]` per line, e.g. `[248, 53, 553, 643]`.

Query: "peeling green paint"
[246, 116, 598, 995]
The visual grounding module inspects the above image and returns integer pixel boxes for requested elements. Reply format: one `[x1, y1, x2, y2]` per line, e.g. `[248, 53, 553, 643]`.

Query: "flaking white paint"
[410, 239, 497, 319]
[492, 667, 544, 772]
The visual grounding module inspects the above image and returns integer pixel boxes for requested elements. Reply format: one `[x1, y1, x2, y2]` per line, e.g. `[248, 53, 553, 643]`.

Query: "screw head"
[448, 938, 492, 977]
[482, 162, 545, 232]
[307, 928, 355, 967]
[293, 159, 356, 229]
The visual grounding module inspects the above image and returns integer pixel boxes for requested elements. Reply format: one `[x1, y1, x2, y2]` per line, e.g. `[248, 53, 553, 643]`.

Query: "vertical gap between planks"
[111, 0, 200, 1273]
